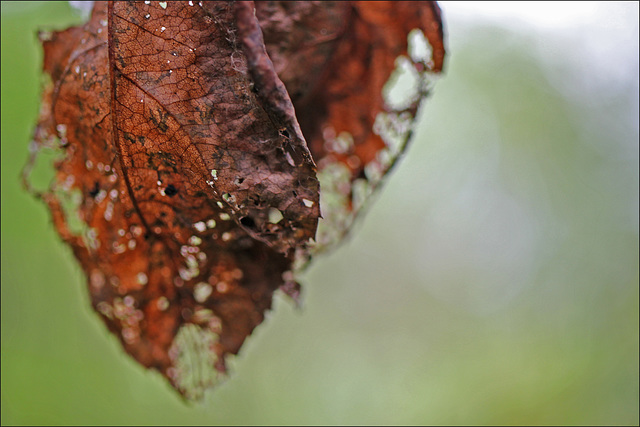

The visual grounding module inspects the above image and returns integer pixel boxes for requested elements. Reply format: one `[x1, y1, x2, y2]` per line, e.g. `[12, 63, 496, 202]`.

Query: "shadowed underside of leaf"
[257, 0, 445, 252]
[25, 0, 444, 399]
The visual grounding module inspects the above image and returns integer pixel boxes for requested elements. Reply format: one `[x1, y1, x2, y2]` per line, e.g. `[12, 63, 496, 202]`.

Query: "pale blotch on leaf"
[193, 282, 213, 303]
[188, 235, 202, 246]
[157, 296, 170, 311]
[169, 324, 221, 400]
[314, 162, 353, 249]
[268, 207, 283, 224]
[55, 187, 87, 237]
[136, 272, 148, 286]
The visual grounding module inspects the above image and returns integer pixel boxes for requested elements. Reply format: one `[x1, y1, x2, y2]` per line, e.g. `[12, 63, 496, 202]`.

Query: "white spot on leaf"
[137, 272, 148, 286]
[157, 297, 169, 311]
[268, 207, 283, 224]
[193, 282, 213, 303]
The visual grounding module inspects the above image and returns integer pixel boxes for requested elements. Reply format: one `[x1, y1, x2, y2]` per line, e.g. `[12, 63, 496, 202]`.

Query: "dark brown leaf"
[25, 0, 445, 399]
[257, 1, 446, 250]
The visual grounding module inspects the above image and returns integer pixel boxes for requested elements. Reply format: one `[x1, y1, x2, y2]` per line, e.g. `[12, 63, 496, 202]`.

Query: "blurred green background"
[2, 1, 638, 425]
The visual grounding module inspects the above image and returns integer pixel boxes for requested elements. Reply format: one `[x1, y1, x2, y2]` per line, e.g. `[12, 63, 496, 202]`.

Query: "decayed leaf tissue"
[24, 0, 445, 399]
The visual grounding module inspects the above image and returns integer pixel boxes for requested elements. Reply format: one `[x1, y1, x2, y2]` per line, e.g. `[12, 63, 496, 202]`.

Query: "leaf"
[256, 0, 445, 251]
[25, 0, 445, 399]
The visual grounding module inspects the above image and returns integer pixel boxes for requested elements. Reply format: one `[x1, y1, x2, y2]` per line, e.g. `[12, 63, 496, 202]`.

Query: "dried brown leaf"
[25, 0, 445, 399]
[258, 0, 445, 250]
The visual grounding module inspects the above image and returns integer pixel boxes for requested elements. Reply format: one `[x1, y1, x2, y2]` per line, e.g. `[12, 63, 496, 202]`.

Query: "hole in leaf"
[164, 184, 178, 196]
[89, 181, 100, 198]
[240, 216, 256, 228]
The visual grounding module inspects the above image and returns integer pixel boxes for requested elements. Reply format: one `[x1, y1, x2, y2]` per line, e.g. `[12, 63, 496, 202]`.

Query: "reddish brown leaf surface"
[26, 0, 445, 399]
